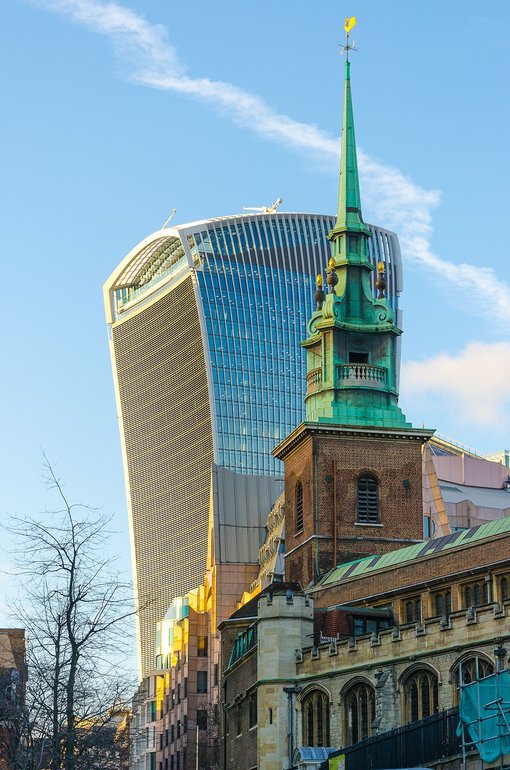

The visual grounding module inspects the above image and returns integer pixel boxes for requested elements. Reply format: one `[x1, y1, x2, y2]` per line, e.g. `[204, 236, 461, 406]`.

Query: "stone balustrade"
[337, 363, 387, 389]
[306, 367, 322, 393]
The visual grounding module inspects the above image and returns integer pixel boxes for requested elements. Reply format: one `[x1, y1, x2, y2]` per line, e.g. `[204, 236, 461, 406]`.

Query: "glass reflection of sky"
[193, 215, 399, 476]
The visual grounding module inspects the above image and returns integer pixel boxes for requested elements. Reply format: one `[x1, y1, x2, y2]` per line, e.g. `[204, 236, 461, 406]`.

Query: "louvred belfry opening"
[296, 481, 304, 533]
[356, 474, 379, 524]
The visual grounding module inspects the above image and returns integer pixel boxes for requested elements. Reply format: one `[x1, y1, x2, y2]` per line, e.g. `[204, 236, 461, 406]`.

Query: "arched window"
[295, 481, 304, 533]
[356, 474, 379, 524]
[301, 690, 330, 747]
[433, 590, 451, 618]
[463, 582, 489, 608]
[501, 577, 509, 602]
[452, 655, 494, 704]
[404, 597, 421, 624]
[402, 668, 439, 723]
[344, 681, 375, 745]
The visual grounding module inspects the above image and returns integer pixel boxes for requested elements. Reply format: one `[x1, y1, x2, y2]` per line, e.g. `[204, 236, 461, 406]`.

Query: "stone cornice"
[273, 421, 434, 461]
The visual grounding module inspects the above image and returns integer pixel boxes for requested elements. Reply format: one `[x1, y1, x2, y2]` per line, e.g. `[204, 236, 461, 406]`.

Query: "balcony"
[337, 364, 387, 390]
[306, 368, 322, 394]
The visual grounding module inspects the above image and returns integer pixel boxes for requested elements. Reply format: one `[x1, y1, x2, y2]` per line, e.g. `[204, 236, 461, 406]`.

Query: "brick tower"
[274, 56, 433, 587]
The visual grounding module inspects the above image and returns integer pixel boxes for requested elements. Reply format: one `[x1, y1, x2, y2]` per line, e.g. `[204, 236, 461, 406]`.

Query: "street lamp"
[283, 685, 302, 770]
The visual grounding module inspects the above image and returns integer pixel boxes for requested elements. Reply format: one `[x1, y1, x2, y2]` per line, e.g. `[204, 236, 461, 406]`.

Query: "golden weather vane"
[340, 16, 358, 61]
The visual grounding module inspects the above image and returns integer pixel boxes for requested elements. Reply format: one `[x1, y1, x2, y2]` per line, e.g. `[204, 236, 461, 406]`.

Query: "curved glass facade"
[192, 214, 400, 475]
[104, 212, 402, 675]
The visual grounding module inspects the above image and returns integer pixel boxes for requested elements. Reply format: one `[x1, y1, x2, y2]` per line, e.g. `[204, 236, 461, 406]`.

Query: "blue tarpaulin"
[457, 670, 510, 762]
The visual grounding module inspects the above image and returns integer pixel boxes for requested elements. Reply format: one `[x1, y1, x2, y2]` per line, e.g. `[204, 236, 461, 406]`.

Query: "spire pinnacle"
[329, 22, 371, 264]
[301, 23, 411, 431]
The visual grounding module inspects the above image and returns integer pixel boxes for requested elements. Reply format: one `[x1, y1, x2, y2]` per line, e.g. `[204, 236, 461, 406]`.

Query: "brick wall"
[283, 429, 424, 585]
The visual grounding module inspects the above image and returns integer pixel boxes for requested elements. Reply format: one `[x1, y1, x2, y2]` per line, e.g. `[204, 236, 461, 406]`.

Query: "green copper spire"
[332, 60, 370, 239]
[329, 59, 371, 267]
[301, 44, 413, 430]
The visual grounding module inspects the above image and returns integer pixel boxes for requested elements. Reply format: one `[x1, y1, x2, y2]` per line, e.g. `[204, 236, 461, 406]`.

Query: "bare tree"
[5, 457, 136, 770]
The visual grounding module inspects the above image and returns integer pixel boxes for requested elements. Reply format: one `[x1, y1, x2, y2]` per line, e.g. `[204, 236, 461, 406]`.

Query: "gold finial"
[314, 274, 325, 310]
[341, 17, 357, 60]
[376, 260, 387, 299]
[326, 258, 339, 294]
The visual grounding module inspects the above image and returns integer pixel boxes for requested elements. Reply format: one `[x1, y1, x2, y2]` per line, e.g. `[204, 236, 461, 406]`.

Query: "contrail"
[33, 0, 510, 323]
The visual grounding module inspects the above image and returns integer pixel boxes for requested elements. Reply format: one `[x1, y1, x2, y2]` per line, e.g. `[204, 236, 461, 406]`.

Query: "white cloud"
[33, 0, 510, 322]
[402, 342, 510, 428]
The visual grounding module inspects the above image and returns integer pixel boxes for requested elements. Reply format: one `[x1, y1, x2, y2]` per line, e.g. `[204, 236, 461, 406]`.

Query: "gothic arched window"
[501, 577, 509, 602]
[433, 590, 451, 618]
[344, 681, 375, 745]
[295, 481, 304, 534]
[463, 582, 489, 608]
[402, 668, 439, 723]
[404, 597, 421, 624]
[452, 655, 494, 704]
[356, 474, 379, 524]
[301, 690, 330, 747]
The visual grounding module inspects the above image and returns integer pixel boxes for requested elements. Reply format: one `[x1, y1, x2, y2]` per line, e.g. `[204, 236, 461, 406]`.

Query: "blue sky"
[1, 1, 510, 612]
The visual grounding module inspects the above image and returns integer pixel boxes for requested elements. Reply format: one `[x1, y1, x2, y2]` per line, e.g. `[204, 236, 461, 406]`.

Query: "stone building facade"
[221, 520, 510, 769]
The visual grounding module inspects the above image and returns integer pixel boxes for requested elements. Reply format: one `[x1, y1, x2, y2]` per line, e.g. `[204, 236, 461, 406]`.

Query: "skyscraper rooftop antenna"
[339, 16, 358, 61]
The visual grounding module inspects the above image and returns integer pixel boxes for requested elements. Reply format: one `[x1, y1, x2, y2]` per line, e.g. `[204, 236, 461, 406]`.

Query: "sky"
[1, 1, 510, 619]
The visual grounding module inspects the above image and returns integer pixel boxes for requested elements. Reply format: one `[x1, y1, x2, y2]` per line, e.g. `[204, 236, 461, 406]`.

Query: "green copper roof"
[317, 516, 510, 588]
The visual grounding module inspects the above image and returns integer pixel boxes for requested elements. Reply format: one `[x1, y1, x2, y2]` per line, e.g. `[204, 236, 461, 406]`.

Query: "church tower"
[274, 50, 433, 587]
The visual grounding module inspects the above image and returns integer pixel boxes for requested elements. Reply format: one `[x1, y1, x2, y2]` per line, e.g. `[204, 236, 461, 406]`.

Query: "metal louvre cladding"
[112, 277, 213, 677]
[106, 212, 402, 676]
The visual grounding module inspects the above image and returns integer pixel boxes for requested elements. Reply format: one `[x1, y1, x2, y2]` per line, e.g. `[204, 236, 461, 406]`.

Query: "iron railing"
[322, 708, 461, 770]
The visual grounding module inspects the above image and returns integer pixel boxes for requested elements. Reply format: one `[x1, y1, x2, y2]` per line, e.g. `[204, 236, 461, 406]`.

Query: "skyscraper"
[104, 212, 403, 675]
